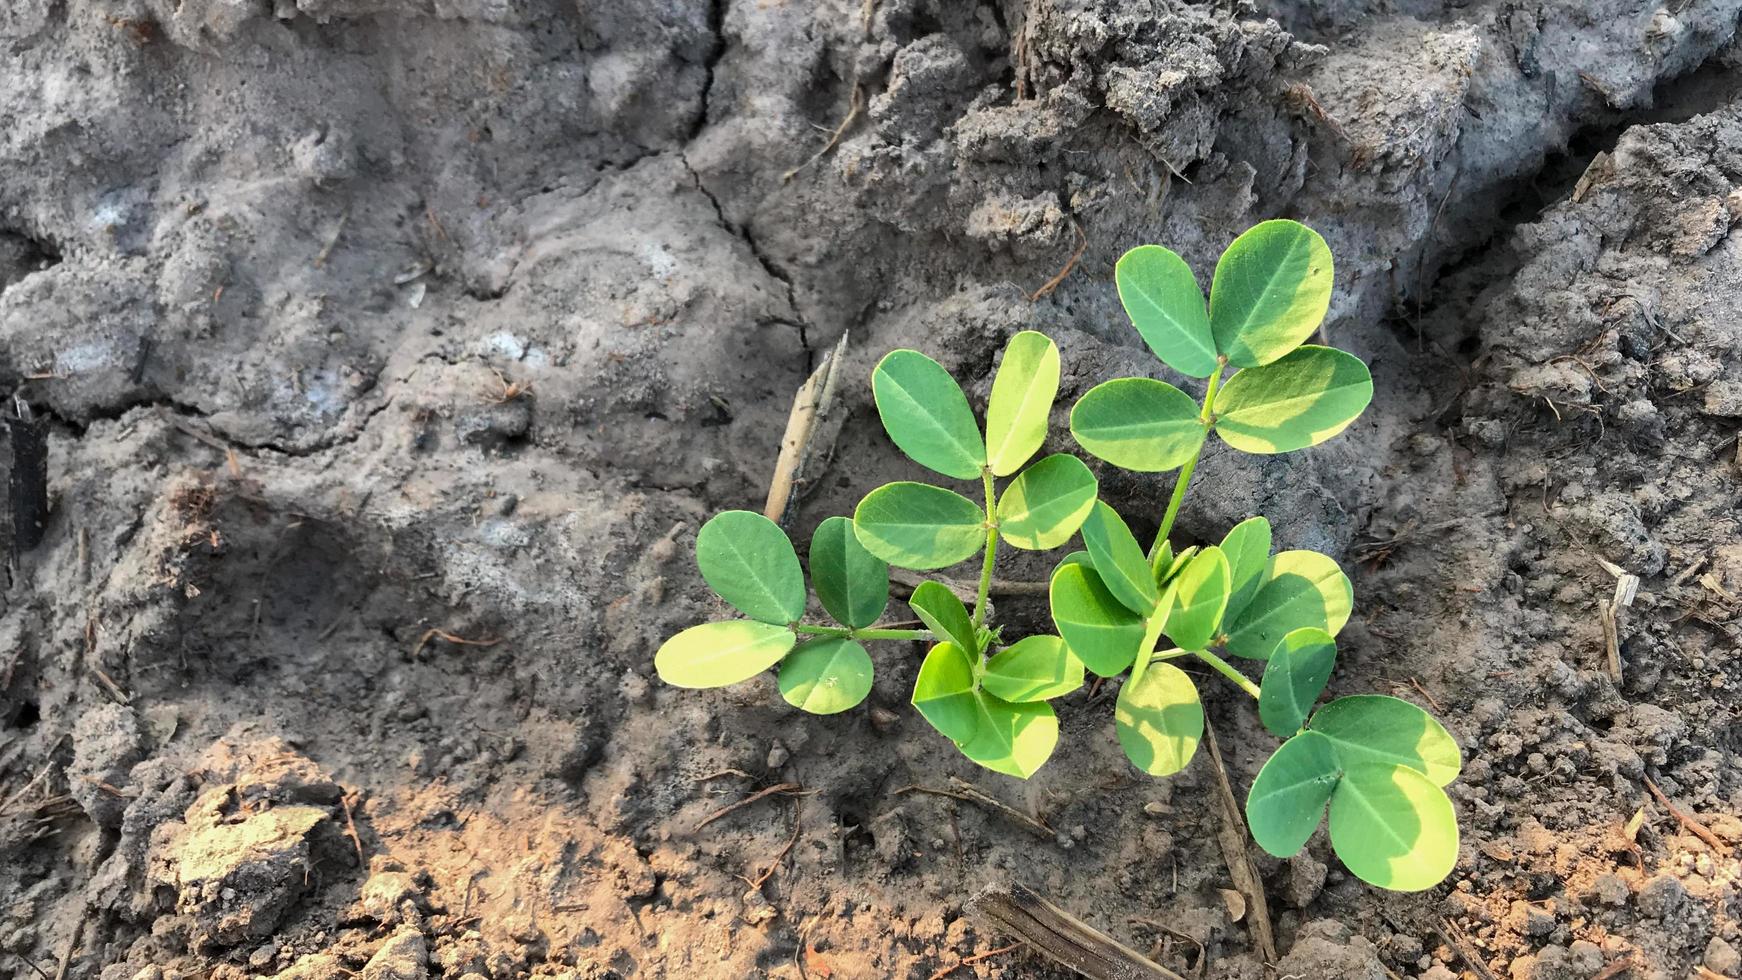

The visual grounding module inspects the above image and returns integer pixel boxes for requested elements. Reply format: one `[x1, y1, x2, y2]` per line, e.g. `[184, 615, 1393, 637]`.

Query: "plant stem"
[793, 623, 932, 641]
[973, 467, 1000, 629]
[1149, 359, 1227, 566]
[1194, 649, 1260, 700]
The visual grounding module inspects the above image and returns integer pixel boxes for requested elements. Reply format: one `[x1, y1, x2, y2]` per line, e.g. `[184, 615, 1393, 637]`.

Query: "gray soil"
[2, 1, 1741, 978]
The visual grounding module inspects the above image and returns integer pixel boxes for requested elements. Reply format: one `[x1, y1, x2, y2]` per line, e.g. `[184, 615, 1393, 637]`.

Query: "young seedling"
[653, 221, 1463, 892]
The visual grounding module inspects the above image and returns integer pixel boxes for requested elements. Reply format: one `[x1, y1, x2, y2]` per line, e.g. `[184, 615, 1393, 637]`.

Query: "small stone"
[868, 707, 900, 733]
[249, 945, 277, 968]
[1567, 941, 1602, 974]
[1635, 873, 1685, 917]
[1285, 854, 1327, 908]
[1705, 937, 1741, 975]
[1702, 380, 1742, 418]
[765, 742, 790, 770]
[1590, 872, 1629, 906]
[361, 929, 427, 980]
[361, 870, 421, 923]
[1142, 801, 1170, 817]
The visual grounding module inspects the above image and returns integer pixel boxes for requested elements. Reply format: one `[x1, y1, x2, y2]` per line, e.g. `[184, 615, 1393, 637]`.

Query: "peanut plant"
[655, 221, 1461, 891]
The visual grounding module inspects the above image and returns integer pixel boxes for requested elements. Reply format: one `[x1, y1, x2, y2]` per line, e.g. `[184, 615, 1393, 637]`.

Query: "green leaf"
[695, 511, 806, 625]
[959, 693, 1058, 779]
[1049, 560, 1146, 677]
[1258, 628, 1337, 737]
[1222, 550, 1353, 659]
[983, 635, 1084, 702]
[1080, 501, 1158, 615]
[1219, 516, 1272, 622]
[1309, 695, 1462, 787]
[853, 483, 986, 570]
[872, 349, 986, 479]
[1214, 346, 1373, 454]
[998, 454, 1098, 551]
[1114, 661, 1203, 776]
[809, 516, 889, 629]
[1116, 245, 1217, 378]
[1070, 378, 1206, 472]
[1163, 546, 1230, 650]
[779, 637, 874, 714]
[1328, 763, 1459, 891]
[1209, 219, 1334, 368]
[909, 580, 978, 654]
[1246, 730, 1340, 857]
[1159, 545, 1198, 585]
[655, 620, 797, 689]
[912, 641, 981, 743]
[985, 331, 1060, 477]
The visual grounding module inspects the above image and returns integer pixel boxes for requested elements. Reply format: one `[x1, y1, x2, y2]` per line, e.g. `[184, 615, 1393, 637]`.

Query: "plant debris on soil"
[1, 1, 1740, 978]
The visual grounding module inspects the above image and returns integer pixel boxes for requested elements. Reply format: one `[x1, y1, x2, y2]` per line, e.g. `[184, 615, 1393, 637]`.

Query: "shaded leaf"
[779, 637, 874, 714]
[655, 620, 797, 689]
[1245, 729, 1340, 857]
[1209, 220, 1334, 368]
[872, 349, 985, 479]
[696, 510, 806, 625]
[1219, 516, 1272, 623]
[998, 453, 1098, 550]
[983, 634, 1084, 702]
[1328, 763, 1459, 891]
[1049, 560, 1146, 677]
[1081, 500, 1158, 615]
[1159, 544, 1198, 585]
[1116, 244, 1217, 378]
[853, 482, 986, 570]
[1308, 695, 1462, 787]
[809, 516, 889, 629]
[1114, 660, 1203, 776]
[909, 580, 978, 654]
[1215, 346, 1372, 454]
[1258, 628, 1337, 737]
[1164, 546, 1230, 651]
[959, 693, 1059, 779]
[912, 641, 980, 743]
[985, 331, 1060, 476]
[1070, 377, 1206, 472]
[1222, 550, 1352, 659]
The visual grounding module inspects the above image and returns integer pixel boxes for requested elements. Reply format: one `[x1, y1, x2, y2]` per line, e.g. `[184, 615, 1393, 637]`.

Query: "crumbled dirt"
[2, 2, 1740, 978]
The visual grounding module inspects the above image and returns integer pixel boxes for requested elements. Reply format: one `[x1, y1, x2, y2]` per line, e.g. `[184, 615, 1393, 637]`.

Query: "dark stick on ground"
[6, 397, 50, 556]
[969, 882, 1186, 980]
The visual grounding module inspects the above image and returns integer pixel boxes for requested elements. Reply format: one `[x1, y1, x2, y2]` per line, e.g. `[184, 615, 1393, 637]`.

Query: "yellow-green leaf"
[853, 482, 986, 570]
[912, 641, 980, 743]
[998, 453, 1097, 550]
[872, 349, 985, 479]
[958, 693, 1058, 779]
[1114, 660, 1203, 776]
[1081, 500, 1158, 616]
[655, 620, 797, 688]
[1070, 377, 1206, 472]
[1116, 245, 1217, 378]
[1162, 545, 1230, 651]
[1049, 559, 1145, 677]
[1258, 628, 1337, 736]
[1219, 516, 1272, 622]
[1209, 220, 1334, 368]
[695, 511, 806, 625]
[1308, 695, 1462, 787]
[1246, 729, 1340, 857]
[1328, 763, 1459, 891]
[779, 637, 874, 714]
[985, 331, 1060, 476]
[909, 580, 977, 654]
[1215, 346, 1372, 454]
[982, 635, 1084, 702]
[1222, 550, 1352, 659]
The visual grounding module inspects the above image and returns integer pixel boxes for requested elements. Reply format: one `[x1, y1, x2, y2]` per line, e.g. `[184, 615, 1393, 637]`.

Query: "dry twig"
[925, 942, 1023, 980]
[697, 781, 805, 831]
[1433, 918, 1498, 980]
[782, 84, 865, 183]
[1201, 723, 1277, 964]
[1643, 777, 1732, 856]
[896, 778, 1053, 838]
[411, 628, 502, 659]
[765, 332, 850, 526]
[1030, 221, 1087, 302]
[742, 797, 804, 891]
[970, 882, 1184, 980]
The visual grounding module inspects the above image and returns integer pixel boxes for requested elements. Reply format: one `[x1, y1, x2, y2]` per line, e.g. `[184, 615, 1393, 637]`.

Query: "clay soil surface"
[2, 2, 1741, 979]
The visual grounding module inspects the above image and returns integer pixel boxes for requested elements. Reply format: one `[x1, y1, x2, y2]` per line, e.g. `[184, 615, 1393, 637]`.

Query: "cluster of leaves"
[653, 220, 1461, 891]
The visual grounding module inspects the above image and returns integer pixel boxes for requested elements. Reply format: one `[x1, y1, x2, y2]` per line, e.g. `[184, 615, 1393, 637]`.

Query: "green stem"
[1194, 648, 1260, 700]
[973, 467, 1000, 629]
[1149, 359, 1227, 567]
[794, 624, 932, 641]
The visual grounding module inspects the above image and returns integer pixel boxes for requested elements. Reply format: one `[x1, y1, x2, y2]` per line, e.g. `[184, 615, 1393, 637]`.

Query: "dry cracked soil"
[2, 1, 1741, 979]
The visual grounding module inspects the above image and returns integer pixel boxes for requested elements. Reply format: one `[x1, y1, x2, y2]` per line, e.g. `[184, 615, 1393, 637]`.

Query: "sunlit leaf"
[1308, 695, 1462, 787]
[1258, 628, 1337, 737]
[1209, 220, 1334, 368]
[779, 637, 873, 714]
[1215, 346, 1372, 454]
[1049, 559, 1145, 677]
[1159, 544, 1198, 585]
[1081, 501, 1158, 616]
[1163, 546, 1230, 651]
[958, 693, 1058, 779]
[853, 483, 986, 570]
[912, 641, 980, 743]
[1222, 550, 1352, 659]
[1070, 377, 1206, 472]
[985, 331, 1060, 477]
[998, 454, 1098, 550]
[872, 349, 985, 479]
[909, 580, 978, 654]
[982, 635, 1084, 702]
[1219, 516, 1272, 623]
[1114, 661, 1202, 776]
[1116, 245, 1218, 378]
[693, 511, 806, 625]
[1328, 763, 1459, 891]
[809, 516, 889, 629]
[1245, 729, 1340, 857]
[655, 620, 797, 689]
